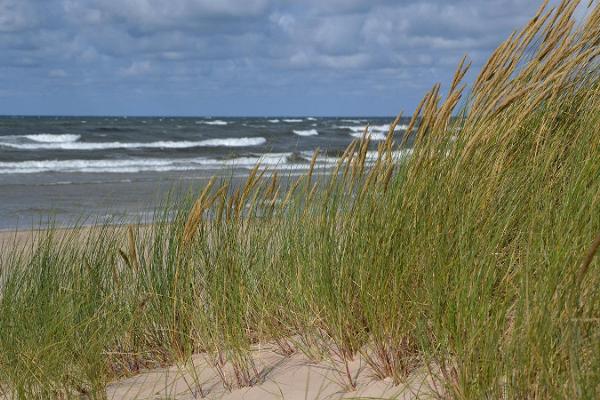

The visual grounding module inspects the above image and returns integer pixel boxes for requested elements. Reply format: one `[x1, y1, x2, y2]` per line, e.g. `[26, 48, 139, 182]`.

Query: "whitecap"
[350, 131, 387, 141]
[338, 125, 367, 133]
[24, 134, 81, 143]
[283, 119, 303, 123]
[198, 120, 228, 126]
[0, 137, 266, 151]
[337, 124, 408, 134]
[0, 148, 413, 175]
[293, 129, 319, 137]
[0, 152, 292, 174]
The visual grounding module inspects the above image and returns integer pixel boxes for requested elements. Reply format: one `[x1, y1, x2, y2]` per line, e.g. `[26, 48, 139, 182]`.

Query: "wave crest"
[197, 120, 228, 126]
[0, 137, 266, 151]
[25, 134, 81, 143]
[293, 129, 319, 137]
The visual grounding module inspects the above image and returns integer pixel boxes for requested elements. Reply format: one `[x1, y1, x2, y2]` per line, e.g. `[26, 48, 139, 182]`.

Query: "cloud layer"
[0, 0, 548, 115]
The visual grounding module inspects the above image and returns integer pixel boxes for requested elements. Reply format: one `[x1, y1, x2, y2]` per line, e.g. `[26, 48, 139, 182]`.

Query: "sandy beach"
[106, 344, 435, 400]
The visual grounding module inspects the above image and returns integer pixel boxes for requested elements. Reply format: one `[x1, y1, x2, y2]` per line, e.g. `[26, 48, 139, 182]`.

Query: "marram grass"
[1, 0, 599, 398]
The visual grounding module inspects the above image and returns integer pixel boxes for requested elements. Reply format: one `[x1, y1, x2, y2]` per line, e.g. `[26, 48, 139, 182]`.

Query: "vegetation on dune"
[0, 0, 599, 398]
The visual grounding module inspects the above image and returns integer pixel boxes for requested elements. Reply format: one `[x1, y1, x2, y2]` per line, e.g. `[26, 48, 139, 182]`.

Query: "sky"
[0, 0, 547, 116]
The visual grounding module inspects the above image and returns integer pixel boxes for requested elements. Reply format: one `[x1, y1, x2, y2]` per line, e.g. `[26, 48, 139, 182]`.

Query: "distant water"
[0, 116, 409, 229]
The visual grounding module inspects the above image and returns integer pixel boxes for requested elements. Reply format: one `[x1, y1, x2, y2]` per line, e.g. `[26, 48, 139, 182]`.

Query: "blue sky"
[0, 0, 545, 116]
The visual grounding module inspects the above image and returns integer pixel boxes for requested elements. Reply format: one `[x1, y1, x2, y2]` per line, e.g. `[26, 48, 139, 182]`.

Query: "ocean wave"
[293, 129, 319, 137]
[195, 137, 266, 147]
[0, 152, 326, 174]
[196, 120, 228, 126]
[337, 123, 409, 136]
[350, 131, 387, 140]
[0, 148, 389, 174]
[283, 119, 303, 123]
[336, 124, 391, 132]
[24, 134, 81, 143]
[300, 149, 412, 165]
[0, 137, 266, 151]
[337, 125, 367, 133]
[93, 127, 137, 133]
[268, 119, 280, 123]
[306, 117, 317, 121]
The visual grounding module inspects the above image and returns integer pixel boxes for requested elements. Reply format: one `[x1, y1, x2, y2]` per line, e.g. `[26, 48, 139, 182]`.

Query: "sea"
[0, 116, 410, 230]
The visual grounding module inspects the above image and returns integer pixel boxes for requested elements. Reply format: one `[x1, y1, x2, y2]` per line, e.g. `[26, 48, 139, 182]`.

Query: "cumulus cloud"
[0, 0, 560, 115]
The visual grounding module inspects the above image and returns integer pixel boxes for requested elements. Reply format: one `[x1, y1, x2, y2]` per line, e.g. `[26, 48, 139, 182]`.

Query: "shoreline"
[0, 168, 337, 231]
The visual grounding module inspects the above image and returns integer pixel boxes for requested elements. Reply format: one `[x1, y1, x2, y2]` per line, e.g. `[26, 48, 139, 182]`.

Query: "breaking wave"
[24, 134, 81, 143]
[196, 120, 228, 126]
[293, 129, 319, 137]
[0, 137, 267, 151]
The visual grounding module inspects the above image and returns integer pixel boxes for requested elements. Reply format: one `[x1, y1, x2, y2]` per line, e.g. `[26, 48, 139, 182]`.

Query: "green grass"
[0, 0, 599, 398]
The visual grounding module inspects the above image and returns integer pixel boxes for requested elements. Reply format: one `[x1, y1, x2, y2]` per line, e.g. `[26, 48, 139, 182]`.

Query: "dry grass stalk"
[183, 176, 216, 244]
[281, 175, 304, 210]
[384, 111, 402, 154]
[342, 140, 358, 182]
[307, 148, 319, 193]
[127, 225, 139, 271]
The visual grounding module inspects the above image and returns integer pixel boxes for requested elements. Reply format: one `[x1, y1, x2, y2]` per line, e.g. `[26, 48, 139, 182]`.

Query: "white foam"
[298, 149, 412, 167]
[24, 134, 81, 143]
[198, 120, 228, 126]
[362, 149, 413, 161]
[350, 131, 387, 141]
[0, 159, 176, 174]
[306, 117, 317, 121]
[0, 149, 373, 174]
[337, 124, 407, 133]
[283, 119, 303, 123]
[338, 125, 367, 133]
[0, 137, 266, 150]
[0, 153, 300, 174]
[268, 119, 280, 123]
[0, 147, 414, 175]
[194, 137, 266, 147]
[293, 129, 319, 137]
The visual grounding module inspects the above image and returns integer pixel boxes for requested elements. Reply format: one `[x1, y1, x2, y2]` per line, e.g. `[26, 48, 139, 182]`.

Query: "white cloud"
[119, 61, 152, 76]
[64, 0, 272, 31]
[0, 0, 550, 115]
[271, 13, 295, 34]
[311, 15, 362, 53]
[0, 0, 37, 32]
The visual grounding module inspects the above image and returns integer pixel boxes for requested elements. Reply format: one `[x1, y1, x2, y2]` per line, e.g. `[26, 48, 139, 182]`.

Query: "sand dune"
[107, 344, 435, 399]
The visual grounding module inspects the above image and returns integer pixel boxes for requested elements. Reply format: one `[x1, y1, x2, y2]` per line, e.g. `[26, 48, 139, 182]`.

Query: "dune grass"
[0, 0, 599, 398]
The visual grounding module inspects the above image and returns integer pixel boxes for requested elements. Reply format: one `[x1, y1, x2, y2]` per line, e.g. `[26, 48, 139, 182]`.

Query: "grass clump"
[0, 0, 599, 398]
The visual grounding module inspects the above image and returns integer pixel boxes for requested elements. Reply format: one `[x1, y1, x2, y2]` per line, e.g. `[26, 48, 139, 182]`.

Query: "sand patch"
[107, 344, 435, 399]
